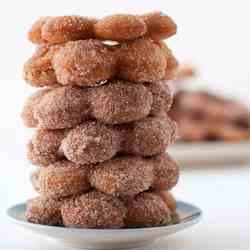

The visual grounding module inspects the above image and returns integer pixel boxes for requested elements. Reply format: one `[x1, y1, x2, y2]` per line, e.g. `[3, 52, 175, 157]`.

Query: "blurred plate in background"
[169, 141, 250, 166]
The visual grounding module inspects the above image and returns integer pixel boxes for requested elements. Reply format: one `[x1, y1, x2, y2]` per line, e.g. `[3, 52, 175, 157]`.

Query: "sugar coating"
[90, 81, 153, 124]
[151, 153, 180, 190]
[21, 89, 50, 127]
[90, 156, 154, 197]
[94, 14, 147, 41]
[23, 45, 61, 87]
[165, 49, 178, 80]
[26, 191, 177, 228]
[141, 12, 177, 40]
[61, 121, 120, 165]
[34, 86, 90, 129]
[28, 115, 177, 166]
[26, 196, 64, 225]
[27, 129, 67, 166]
[28, 13, 176, 44]
[121, 115, 177, 157]
[158, 41, 178, 80]
[22, 80, 172, 129]
[24, 39, 176, 87]
[61, 191, 127, 229]
[32, 154, 179, 198]
[24, 11, 180, 229]
[52, 39, 115, 86]
[90, 153, 179, 197]
[42, 16, 97, 44]
[146, 80, 173, 115]
[38, 160, 90, 198]
[125, 192, 172, 228]
[28, 17, 51, 44]
[116, 38, 166, 83]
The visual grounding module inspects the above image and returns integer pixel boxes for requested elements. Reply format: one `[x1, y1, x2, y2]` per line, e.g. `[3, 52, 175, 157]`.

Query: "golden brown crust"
[28, 17, 51, 44]
[28, 16, 97, 44]
[23, 45, 61, 87]
[24, 39, 177, 87]
[116, 38, 167, 83]
[158, 41, 178, 80]
[94, 14, 147, 41]
[28, 13, 177, 45]
[141, 12, 177, 40]
[42, 16, 97, 44]
[52, 39, 115, 86]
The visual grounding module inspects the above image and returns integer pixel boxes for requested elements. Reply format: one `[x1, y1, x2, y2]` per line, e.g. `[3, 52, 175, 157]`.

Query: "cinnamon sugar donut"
[116, 38, 166, 83]
[90, 156, 154, 197]
[27, 115, 177, 166]
[22, 81, 172, 129]
[52, 39, 115, 86]
[90, 154, 179, 197]
[151, 153, 180, 190]
[26, 196, 64, 225]
[28, 16, 97, 44]
[38, 160, 90, 198]
[61, 191, 127, 228]
[125, 192, 172, 227]
[23, 45, 61, 87]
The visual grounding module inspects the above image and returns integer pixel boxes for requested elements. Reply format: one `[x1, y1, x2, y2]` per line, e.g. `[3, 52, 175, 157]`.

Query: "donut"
[61, 191, 127, 228]
[23, 45, 61, 87]
[52, 39, 115, 86]
[26, 196, 64, 225]
[22, 80, 172, 129]
[38, 160, 90, 198]
[125, 192, 172, 227]
[27, 115, 177, 166]
[116, 38, 167, 83]
[90, 156, 154, 197]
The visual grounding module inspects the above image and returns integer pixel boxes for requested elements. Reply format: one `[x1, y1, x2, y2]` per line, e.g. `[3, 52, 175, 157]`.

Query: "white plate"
[7, 201, 201, 250]
[169, 141, 250, 166]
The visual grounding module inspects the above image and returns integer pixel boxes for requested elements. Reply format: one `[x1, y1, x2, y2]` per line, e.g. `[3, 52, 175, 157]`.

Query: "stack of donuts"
[22, 12, 180, 229]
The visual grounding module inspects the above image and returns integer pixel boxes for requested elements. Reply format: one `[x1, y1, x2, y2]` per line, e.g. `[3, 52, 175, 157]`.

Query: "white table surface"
[1, 81, 250, 249]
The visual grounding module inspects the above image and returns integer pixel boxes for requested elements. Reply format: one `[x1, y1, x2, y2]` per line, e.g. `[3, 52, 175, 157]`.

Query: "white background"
[0, 0, 250, 249]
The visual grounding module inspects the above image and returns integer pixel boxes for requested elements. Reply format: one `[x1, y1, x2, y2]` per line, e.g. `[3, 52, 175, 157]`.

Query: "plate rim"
[6, 200, 202, 233]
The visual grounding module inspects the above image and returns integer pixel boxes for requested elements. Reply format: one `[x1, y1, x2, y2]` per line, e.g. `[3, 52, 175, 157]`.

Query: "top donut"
[28, 12, 177, 44]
